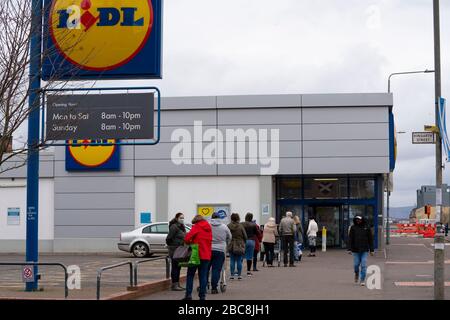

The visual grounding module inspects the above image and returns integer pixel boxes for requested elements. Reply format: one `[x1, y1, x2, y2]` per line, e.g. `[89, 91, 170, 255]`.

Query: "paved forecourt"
[141, 236, 450, 300]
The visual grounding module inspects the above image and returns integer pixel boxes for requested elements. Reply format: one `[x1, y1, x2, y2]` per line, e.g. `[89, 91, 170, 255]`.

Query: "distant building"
[416, 185, 450, 208]
[414, 185, 450, 224]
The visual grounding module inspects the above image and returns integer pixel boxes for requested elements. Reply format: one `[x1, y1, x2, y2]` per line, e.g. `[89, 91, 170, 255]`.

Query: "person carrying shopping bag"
[166, 212, 186, 291]
[183, 215, 212, 300]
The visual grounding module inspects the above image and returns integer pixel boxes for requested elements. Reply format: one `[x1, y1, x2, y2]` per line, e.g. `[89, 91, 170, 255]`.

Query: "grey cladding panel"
[303, 123, 389, 141]
[55, 226, 133, 238]
[53, 159, 134, 177]
[159, 126, 216, 143]
[217, 94, 301, 109]
[157, 124, 301, 144]
[55, 193, 134, 210]
[159, 110, 216, 126]
[303, 157, 389, 174]
[217, 158, 302, 175]
[0, 154, 54, 178]
[161, 96, 216, 110]
[303, 140, 389, 157]
[54, 176, 133, 193]
[218, 108, 301, 125]
[302, 93, 393, 107]
[135, 159, 216, 176]
[135, 142, 216, 160]
[217, 124, 301, 141]
[55, 210, 134, 226]
[303, 107, 388, 124]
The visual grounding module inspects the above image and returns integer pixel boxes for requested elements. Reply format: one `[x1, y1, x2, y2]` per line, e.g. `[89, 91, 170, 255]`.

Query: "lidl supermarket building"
[0, 93, 394, 252]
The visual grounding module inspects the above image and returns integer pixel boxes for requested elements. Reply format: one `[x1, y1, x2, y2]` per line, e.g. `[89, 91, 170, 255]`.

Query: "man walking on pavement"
[348, 216, 374, 286]
[279, 211, 296, 267]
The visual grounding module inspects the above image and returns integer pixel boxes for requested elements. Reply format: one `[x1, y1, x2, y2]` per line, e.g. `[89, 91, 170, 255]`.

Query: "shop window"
[277, 178, 302, 200]
[304, 178, 347, 199]
[350, 178, 375, 199]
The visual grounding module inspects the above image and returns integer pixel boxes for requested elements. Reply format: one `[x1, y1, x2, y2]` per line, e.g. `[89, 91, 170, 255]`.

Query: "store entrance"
[309, 206, 342, 248]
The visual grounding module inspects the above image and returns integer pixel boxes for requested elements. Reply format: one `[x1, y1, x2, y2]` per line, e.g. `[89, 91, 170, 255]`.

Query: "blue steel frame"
[40, 86, 161, 146]
[26, 0, 43, 292]
[276, 175, 380, 249]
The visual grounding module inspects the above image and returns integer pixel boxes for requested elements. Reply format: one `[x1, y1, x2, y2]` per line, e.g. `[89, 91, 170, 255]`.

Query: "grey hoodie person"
[210, 218, 232, 253]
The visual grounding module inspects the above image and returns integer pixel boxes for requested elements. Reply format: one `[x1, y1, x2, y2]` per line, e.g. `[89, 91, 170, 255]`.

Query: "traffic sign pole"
[25, 0, 43, 292]
[433, 0, 445, 301]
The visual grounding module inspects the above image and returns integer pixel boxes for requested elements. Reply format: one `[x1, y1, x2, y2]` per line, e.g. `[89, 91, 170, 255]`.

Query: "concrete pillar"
[156, 177, 169, 222]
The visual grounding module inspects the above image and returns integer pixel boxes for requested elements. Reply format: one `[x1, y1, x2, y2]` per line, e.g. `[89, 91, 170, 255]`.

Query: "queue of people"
[165, 211, 375, 300]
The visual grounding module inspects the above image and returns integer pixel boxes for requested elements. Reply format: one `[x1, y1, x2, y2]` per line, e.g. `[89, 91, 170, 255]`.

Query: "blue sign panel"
[42, 0, 163, 80]
[140, 212, 152, 224]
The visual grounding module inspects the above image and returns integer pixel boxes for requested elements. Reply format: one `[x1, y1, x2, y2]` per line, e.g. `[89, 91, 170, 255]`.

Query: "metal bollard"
[322, 227, 327, 252]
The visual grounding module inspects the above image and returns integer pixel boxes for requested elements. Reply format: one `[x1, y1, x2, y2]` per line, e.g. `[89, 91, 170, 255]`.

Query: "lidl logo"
[42, 0, 162, 80]
[66, 139, 120, 171]
[50, 0, 152, 71]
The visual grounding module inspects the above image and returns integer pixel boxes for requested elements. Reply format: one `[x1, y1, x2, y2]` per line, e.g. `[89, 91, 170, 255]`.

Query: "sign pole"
[433, 0, 445, 301]
[25, 0, 43, 292]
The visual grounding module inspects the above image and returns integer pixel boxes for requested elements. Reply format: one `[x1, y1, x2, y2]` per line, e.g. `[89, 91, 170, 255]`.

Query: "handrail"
[133, 256, 171, 287]
[96, 261, 133, 300]
[0, 262, 68, 298]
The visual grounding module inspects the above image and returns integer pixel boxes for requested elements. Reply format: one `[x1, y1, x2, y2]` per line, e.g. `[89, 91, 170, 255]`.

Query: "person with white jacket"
[307, 216, 318, 257]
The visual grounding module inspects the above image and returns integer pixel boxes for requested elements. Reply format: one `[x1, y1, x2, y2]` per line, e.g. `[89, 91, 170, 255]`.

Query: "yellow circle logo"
[50, 0, 153, 71]
[68, 139, 116, 167]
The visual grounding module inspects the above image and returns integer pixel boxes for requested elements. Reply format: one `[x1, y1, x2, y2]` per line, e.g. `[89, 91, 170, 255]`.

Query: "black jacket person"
[348, 216, 374, 286]
[348, 216, 374, 253]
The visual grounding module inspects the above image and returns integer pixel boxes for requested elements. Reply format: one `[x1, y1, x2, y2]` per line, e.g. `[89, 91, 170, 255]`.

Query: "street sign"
[412, 132, 436, 144]
[22, 266, 34, 283]
[45, 93, 154, 140]
[42, 0, 163, 80]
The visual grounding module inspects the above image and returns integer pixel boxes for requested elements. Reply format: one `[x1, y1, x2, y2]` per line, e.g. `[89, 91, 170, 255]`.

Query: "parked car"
[118, 222, 191, 258]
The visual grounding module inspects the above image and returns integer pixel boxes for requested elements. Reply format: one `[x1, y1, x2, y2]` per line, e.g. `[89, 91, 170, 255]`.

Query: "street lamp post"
[386, 70, 434, 246]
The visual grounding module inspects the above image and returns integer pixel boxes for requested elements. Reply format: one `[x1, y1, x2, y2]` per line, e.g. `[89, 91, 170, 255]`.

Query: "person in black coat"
[348, 216, 374, 286]
[166, 212, 186, 291]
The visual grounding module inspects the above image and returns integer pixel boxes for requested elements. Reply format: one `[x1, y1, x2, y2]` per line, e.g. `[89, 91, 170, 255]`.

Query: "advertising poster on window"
[197, 204, 230, 224]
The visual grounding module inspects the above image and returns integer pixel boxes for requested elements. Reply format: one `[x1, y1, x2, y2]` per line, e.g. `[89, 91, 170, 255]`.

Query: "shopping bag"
[178, 244, 201, 268]
[172, 245, 192, 263]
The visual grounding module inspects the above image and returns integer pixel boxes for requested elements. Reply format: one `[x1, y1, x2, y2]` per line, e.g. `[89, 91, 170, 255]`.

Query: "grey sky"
[30, 0, 450, 207]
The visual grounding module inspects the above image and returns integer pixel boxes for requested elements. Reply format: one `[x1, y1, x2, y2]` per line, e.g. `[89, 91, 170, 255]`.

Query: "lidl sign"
[42, 0, 162, 80]
[66, 139, 120, 171]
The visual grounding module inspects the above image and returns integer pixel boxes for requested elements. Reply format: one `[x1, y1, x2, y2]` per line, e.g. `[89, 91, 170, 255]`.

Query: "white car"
[118, 222, 191, 258]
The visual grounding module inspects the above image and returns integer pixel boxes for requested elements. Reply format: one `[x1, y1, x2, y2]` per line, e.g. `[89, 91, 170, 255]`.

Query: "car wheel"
[132, 242, 149, 258]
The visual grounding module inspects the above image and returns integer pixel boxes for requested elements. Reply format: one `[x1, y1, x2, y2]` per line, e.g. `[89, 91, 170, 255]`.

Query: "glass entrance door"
[276, 204, 302, 223]
[313, 206, 341, 247]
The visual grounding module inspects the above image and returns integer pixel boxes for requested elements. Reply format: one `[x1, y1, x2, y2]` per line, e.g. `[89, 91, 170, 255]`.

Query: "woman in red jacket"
[183, 214, 212, 300]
